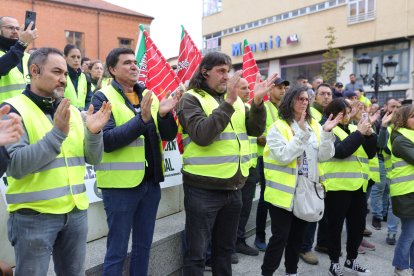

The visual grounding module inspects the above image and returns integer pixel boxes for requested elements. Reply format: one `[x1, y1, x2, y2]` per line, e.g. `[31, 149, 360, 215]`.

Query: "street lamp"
[356, 53, 399, 99]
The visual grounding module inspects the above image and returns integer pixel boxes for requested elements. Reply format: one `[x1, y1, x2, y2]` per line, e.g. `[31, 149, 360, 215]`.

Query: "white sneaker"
[393, 268, 412, 276]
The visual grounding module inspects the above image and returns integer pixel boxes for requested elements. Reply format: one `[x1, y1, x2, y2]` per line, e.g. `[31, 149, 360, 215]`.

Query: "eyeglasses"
[0, 25, 20, 31]
[297, 97, 309, 103]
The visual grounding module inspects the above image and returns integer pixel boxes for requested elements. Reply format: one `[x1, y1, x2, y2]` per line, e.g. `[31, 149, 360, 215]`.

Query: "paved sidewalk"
[205, 216, 397, 276]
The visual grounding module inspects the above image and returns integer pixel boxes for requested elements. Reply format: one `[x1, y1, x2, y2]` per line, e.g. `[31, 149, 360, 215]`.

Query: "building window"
[203, 0, 222, 16]
[119, 38, 133, 49]
[65, 31, 84, 56]
[348, 0, 376, 24]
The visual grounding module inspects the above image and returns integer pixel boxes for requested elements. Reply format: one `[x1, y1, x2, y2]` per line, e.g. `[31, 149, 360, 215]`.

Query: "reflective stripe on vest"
[96, 85, 160, 188]
[263, 118, 321, 210]
[4, 94, 87, 213]
[64, 73, 88, 109]
[320, 124, 370, 192]
[6, 183, 86, 204]
[389, 128, 414, 197]
[182, 90, 250, 178]
[0, 51, 29, 103]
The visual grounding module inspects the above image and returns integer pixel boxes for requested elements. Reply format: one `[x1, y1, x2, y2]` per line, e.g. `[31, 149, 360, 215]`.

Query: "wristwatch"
[16, 40, 28, 48]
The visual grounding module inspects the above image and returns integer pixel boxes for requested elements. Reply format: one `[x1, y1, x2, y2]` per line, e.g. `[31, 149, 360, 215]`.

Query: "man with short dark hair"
[92, 47, 179, 275]
[3, 47, 111, 275]
[0, 16, 37, 102]
[345, 73, 364, 94]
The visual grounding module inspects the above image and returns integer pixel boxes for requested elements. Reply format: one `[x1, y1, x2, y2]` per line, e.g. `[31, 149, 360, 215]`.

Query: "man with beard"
[3, 47, 112, 275]
[0, 16, 37, 102]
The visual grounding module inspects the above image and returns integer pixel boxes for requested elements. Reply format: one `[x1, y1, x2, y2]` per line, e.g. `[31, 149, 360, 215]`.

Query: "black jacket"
[0, 35, 26, 78]
[92, 80, 177, 184]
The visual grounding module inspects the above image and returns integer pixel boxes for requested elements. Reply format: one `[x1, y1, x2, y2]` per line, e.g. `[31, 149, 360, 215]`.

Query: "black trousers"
[237, 167, 258, 242]
[326, 187, 367, 263]
[256, 157, 269, 241]
[182, 184, 242, 276]
[261, 205, 308, 275]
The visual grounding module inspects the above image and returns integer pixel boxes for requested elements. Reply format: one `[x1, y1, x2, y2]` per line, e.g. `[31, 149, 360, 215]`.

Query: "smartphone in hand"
[24, 11, 36, 30]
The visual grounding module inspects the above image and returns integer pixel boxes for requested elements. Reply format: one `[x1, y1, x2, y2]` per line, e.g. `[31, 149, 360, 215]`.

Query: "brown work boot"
[299, 251, 319, 265]
[363, 228, 372, 237]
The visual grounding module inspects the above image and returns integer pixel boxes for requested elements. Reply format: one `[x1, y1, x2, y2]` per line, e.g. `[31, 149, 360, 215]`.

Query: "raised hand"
[85, 102, 112, 134]
[226, 70, 242, 105]
[253, 73, 278, 105]
[19, 21, 38, 45]
[298, 110, 307, 131]
[54, 98, 71, 135]
[0, 105, 24, 146]
[357, 119, 371, 136]
[323, 113, 343, 132]
[381, 111, 394, 127]
[141, 91, 153, 123]
[369, 110, 381, 125]
[159, 89, 180, 118]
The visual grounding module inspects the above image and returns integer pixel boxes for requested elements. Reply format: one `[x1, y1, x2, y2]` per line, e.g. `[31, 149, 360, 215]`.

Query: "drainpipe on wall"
[97, 11, 100, 59]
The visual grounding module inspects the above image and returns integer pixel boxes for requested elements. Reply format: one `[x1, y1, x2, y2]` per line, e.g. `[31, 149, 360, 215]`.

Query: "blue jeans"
[392, 217, 414, 270]
[387, 199, 399, 234]
[300, 212, 328, 252]
[7, 208, 87, 276]
[101, 179, 161, 276]
[182, 184, 242, 276]
[370, 159, 390, 219]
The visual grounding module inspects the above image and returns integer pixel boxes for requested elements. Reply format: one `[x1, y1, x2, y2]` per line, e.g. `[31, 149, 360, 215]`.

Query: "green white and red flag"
[136, 24, 182, 99]
[177, 25, 202, 87]
[242, 39, 266, 102]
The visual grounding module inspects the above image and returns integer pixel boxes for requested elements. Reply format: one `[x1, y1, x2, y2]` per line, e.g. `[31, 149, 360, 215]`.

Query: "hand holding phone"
[24, 11, 36, 30]
[19, 11, 38, 46]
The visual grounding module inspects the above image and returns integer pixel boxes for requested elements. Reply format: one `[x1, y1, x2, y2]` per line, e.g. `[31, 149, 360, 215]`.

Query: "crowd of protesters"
[1, 15, 413, 276]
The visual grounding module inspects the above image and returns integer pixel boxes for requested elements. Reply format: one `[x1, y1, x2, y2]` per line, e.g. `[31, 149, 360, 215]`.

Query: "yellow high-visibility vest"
[64, 73, 88, 109]
[182, 90, 250, 178]
[389, 128, 414, 197]
[310, 106, 322, 122]
[320, 124, 370, 192]
[0, 51, 29, 103]
[5, 94, 88, 213]
[264, 118, 321, 210]
[257, 101, 279, 157]
[95, 85, 161, 188]
[246, 103, 258, 168]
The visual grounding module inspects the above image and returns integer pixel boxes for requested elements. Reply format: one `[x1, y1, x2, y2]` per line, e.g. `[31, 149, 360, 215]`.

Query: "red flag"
[177, 25, 202, 87]
[242, 39, 267, 102]
[136, 25, 182, 99]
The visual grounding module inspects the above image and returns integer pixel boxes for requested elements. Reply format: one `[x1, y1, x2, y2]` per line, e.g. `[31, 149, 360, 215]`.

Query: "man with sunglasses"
[0, 16, 37, 103]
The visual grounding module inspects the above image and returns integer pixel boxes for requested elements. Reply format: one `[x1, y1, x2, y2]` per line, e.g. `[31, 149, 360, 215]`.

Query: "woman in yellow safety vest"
[261, 85, 340, 276]
[321, 98, 377, 276]
[88, 60, 104, 93]
[63, 44, 92, 110]
[389, 105, 414, 276]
